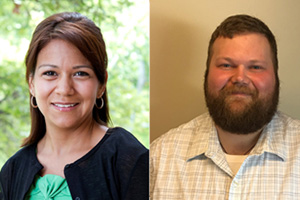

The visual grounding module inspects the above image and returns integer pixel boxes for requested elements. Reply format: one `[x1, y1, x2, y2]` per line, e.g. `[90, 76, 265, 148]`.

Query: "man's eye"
[249, 65, 264, 71]
[74, 71, 89, 76]
[43, 71, 57, 76]
[251, 65, 262, 70]
[221, 64, 231, 68]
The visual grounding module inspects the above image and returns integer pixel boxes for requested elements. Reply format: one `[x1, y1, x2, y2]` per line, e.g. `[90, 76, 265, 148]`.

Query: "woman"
[0, 12, 148, 200]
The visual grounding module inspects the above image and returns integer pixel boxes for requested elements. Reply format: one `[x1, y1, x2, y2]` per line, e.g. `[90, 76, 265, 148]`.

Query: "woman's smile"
[52, 102, 80, 111]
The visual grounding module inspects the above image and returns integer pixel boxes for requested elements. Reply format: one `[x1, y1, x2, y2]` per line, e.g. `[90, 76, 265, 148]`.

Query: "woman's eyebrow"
[72, 65, 93, 70]
[37, 64, 58, 69]
[37, 64, 93, 70]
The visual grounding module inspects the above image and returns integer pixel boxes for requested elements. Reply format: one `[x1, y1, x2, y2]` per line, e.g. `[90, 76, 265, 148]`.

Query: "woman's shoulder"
[103, 127, 148, 171]
[1, 144, 36, 173]
[93, 127, 148, 162]
[0, 144, 42, 200]
[106, 127, 147, 151]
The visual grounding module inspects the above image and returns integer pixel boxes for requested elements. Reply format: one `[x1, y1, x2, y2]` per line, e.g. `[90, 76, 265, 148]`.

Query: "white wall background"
[150, 0, 300, 141]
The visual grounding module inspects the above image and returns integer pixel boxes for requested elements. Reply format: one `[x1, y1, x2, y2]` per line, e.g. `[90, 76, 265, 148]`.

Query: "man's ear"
[28, 75, 35, 96]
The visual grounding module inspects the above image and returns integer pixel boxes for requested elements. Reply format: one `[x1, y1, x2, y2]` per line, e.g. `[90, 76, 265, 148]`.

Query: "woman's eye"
[42, 71, 57, 76]
[74, 71, 89, 76]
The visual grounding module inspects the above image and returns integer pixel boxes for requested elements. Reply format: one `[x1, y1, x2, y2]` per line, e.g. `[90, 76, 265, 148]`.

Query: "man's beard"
[204, 80, 279, 134]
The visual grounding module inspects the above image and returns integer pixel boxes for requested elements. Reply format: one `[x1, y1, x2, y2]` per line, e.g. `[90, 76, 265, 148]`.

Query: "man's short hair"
[205, 14, 278, 73]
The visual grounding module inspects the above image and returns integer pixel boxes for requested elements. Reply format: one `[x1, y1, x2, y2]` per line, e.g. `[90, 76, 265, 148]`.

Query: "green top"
[26, 174, 72, 200]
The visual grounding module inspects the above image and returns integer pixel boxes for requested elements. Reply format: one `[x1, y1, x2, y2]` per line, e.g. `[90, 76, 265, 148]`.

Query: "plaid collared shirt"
[150, 112, 300, 200]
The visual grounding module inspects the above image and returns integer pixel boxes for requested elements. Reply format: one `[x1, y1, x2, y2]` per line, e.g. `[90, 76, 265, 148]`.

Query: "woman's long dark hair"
[22, 12, 110, 146]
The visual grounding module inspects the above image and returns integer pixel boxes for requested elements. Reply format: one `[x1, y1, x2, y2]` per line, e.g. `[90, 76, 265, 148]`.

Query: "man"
[150, 14, 300, 199]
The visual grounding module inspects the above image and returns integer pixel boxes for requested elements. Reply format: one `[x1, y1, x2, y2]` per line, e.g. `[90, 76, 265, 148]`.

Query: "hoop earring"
[31, 96, 38, 108]
[95, 97, 104, 109]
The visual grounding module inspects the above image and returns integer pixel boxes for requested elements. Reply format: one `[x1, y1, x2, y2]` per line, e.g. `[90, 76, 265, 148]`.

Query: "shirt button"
[75, 197, 80, 200]
[232, 181, 238, 188]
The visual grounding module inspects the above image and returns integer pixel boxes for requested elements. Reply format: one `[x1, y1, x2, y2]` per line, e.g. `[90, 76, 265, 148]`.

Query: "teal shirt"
[26, 174, 72, 199]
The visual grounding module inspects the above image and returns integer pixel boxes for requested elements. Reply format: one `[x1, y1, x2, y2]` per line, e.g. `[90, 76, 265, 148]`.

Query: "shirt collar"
[185, 113, 218, 161]
[251, 112, 287, 161]
[186, 111, 286, 162]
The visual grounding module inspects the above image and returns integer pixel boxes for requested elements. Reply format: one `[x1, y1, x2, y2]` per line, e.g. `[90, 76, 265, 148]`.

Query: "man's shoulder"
[268, 111, 300, 149]
[151, 112, 212, 150]
[273, 111, 300, 130]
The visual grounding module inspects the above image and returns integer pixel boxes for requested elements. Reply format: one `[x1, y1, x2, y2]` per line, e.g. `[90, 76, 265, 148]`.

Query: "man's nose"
[231, 65, 250, 85]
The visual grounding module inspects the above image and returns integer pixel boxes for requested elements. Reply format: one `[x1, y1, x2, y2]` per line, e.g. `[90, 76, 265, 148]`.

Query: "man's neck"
[216, 125, 263, 155]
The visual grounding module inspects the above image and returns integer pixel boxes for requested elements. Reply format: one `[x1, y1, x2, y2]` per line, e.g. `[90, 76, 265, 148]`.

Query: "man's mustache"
[221, 85, 258, 97]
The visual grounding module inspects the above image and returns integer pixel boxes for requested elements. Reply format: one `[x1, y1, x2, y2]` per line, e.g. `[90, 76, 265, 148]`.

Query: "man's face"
[205, 33, 279, 134]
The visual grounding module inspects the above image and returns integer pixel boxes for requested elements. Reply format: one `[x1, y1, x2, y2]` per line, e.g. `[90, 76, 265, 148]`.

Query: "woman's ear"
[28, 75, 35, 96]
[97, 71, 108, 98]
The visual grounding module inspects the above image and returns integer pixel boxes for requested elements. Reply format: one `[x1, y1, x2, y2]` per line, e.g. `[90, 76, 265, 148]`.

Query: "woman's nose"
[55, 76, 75, 96]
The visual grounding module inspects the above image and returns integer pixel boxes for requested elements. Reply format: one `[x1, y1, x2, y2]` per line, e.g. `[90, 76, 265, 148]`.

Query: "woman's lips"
[52, 103, 79, 111]
[53, 103, 77, 108]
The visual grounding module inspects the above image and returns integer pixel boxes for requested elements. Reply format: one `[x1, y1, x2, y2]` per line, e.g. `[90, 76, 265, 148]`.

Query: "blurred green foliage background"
[0, 0, 149, 167]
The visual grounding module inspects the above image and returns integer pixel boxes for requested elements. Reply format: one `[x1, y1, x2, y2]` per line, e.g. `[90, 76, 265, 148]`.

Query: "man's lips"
[222, 86, 256, 97]
[230, 92, 251, 96]
[222, 88, 256, 99]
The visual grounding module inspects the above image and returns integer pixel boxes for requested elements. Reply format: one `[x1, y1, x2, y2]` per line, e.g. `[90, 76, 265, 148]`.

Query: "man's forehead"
[212, 33, 272, 54]
[210, 33, 274, 68]
[215, 32, 268, 42]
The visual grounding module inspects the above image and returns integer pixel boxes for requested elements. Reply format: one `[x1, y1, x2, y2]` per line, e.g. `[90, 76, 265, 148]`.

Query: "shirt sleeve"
[0, 187, 3, 200]
[123, 150, 149, 200]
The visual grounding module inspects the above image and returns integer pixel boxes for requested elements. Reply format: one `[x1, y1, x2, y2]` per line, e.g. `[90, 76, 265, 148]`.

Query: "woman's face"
[29, 39, 105, 130]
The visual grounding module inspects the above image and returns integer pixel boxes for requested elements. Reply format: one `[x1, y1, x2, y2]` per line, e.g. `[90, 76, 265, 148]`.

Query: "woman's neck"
[38, 119, 107, 156]
[36, 120, 108, 178]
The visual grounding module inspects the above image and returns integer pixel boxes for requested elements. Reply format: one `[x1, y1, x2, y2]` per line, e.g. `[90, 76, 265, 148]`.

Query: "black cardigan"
[0, 127, 149, 200]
